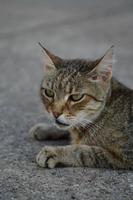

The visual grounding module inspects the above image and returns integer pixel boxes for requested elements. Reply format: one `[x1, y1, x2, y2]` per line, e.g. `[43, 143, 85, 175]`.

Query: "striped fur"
[30, 46, 133, 169]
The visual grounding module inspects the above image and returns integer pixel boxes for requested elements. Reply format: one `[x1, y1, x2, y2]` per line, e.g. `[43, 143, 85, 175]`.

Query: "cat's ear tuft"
[89, 46, 115, 82]
[38, 42, 62, 73]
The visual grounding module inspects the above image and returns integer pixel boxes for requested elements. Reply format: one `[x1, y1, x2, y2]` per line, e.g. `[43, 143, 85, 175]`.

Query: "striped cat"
[30, 44, 133, 169]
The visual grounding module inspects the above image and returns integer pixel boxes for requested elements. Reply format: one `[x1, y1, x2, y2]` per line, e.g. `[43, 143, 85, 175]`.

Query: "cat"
[30, 43, 133, 169]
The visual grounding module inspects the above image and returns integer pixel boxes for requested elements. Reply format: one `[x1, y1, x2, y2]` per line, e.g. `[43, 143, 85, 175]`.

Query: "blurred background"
[0, 0, 133, 119]
[1, 0, 133, 107]
[0, 1, 133, 199]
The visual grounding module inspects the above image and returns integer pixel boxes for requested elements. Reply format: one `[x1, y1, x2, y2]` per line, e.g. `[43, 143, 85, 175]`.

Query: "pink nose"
[53, 112, 61, 118]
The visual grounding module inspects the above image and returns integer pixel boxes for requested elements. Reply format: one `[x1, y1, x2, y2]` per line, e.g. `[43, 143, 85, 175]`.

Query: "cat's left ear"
[38, 42, 62, 73]
[89, 46, 115, 82]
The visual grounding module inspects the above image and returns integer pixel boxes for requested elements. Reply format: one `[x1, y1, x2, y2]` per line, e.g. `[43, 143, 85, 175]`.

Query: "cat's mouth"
[55, 119, 70, 128]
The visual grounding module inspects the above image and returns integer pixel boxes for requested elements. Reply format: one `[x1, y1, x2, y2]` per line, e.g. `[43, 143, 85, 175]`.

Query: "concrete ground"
[0, 0, 133, 199]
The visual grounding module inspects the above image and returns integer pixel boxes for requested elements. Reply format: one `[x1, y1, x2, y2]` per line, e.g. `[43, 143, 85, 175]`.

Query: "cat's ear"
[38, 42, 62, 73]
[89, 46, 115, 82]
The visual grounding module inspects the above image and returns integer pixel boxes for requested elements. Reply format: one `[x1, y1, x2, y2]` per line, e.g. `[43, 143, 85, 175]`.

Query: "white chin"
[55, 123, 70, 130]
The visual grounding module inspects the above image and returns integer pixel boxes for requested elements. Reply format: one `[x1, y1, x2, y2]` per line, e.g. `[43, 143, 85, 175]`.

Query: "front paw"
[36, 146, 58, 168]
[29, 123, 48, 140]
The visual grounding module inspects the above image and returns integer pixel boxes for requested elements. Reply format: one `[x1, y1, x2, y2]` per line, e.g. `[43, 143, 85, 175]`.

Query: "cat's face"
[39, 43, 114, 130]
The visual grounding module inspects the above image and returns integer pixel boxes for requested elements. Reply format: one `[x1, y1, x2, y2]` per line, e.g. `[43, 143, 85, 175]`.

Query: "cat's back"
[109, 78, 133, 124]
[105, 79, 132, 137]
[112, 80, 133, 164]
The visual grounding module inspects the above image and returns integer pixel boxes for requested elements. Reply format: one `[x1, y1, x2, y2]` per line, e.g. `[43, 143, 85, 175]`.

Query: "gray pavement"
[0, 0, 133, 199]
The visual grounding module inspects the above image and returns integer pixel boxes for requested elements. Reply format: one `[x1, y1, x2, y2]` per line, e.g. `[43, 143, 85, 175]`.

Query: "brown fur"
[30, 45, 133, 169]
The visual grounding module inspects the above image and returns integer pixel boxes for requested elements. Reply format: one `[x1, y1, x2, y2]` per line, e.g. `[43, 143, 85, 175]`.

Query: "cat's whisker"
[79, 119, 100, 134]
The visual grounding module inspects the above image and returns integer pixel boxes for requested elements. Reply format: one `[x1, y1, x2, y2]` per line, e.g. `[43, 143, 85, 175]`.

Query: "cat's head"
[39, 43, 114, 130]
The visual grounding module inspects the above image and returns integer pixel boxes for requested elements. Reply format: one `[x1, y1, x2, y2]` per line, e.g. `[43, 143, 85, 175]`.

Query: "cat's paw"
[29, 123, 49, 140]
[36, 146, 58, 168]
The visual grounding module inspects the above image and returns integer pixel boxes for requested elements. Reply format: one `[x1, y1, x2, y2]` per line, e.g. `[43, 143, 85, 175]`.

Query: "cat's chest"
[70, 127, 103, 145]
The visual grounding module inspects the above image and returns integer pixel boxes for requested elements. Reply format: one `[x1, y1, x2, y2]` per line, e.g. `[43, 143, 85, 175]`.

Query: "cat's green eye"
[70, 94, 85, 102]
[43, 88, 54, 98]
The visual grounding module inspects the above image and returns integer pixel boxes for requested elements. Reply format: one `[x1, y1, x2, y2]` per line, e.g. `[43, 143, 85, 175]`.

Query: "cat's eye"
[42, 88, 54, 98]
[70, 94, 85, 102]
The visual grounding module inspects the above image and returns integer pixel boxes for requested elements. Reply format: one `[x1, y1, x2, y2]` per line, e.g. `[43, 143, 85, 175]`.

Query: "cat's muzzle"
[55, 118, 70, 128]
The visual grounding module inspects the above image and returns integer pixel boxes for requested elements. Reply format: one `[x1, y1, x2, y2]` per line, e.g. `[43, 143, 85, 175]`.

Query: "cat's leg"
[36, 145, 123, 168]
[29, 123, 69, 140]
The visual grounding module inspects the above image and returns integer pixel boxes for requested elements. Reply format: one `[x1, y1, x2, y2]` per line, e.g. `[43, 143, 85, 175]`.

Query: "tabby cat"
[30, 43, 133, 169]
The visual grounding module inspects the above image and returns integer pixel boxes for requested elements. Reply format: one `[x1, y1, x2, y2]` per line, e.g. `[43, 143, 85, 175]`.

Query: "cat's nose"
[52, 112, 61, 118]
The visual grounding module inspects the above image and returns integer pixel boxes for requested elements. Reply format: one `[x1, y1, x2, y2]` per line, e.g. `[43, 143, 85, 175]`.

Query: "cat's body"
[69, 79, 133, 168]
[30, 44, 133, 169]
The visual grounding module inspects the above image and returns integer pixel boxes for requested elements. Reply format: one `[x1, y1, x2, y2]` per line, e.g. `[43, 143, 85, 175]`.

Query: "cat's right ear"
[38, 42, 62, 73]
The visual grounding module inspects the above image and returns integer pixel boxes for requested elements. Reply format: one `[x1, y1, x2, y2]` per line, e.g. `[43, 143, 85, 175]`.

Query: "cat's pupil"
[44, 88, 54, 98]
